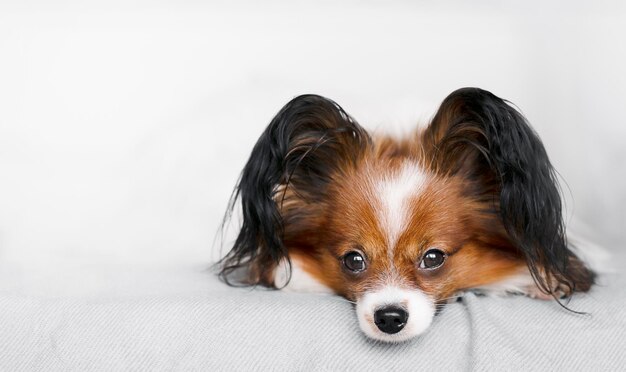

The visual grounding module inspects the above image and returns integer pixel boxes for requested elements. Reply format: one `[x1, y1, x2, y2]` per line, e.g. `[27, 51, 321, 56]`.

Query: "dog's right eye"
[343, 251, 366, 273]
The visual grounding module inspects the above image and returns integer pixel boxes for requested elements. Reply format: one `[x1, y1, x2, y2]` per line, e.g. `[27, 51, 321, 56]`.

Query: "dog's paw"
[524, 282, 569, 300]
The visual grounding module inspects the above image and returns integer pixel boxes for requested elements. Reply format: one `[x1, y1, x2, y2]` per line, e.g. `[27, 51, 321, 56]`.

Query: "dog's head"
[219, 88, 595, 342]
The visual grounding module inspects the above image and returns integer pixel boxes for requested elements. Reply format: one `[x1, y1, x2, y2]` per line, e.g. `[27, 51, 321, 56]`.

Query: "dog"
[218, 87, 595, 342]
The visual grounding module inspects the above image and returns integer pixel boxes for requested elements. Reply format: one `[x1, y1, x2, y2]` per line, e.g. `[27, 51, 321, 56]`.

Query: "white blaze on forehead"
[375, 162, 428, 249]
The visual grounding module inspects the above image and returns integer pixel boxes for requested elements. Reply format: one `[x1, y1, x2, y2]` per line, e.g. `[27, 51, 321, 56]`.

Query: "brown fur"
[222, 91, 594, 312]
[268, 133, 545, 303]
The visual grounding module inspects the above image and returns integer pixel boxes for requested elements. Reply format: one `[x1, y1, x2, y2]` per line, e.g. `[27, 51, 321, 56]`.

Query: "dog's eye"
[343, 251, 366, 273]
[419, 249, 446, 270]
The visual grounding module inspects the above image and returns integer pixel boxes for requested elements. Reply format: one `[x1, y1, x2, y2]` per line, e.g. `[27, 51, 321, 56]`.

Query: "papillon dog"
[219, 87, 595, 342]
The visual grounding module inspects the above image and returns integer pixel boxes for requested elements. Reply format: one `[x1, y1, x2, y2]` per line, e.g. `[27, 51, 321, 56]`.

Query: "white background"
[1, 1, 624, 283]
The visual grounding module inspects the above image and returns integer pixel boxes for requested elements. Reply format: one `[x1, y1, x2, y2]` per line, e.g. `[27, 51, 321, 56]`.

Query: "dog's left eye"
[343, 251, 366, 273]
[419, 249, 446, 270]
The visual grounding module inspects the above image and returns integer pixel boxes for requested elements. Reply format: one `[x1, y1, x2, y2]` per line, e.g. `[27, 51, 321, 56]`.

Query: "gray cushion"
[1, 251, 624, 371]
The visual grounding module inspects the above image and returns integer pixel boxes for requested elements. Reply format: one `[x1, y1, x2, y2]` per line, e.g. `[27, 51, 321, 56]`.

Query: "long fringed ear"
[423, 87, 595, 297]
[219, 95, 370, 286]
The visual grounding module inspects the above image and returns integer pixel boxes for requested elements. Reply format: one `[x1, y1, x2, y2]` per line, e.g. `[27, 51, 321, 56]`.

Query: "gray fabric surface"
[1, 253, 625, 371]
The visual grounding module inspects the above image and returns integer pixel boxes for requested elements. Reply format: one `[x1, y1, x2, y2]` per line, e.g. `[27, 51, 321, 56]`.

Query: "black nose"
[374, 306, 408, 334]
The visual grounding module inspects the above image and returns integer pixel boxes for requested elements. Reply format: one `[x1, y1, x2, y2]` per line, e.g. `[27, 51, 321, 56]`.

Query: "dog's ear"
[219, 95, 370, 285]
[423, 87, 594, 296]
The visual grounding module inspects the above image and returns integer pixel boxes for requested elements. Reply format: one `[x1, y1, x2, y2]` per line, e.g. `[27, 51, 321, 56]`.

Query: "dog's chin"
[356, 286, 435, 343]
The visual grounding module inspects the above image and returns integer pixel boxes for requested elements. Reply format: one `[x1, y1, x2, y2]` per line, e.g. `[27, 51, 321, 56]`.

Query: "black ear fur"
[219, 95, 370, 285]
[425, 87, 594, 296]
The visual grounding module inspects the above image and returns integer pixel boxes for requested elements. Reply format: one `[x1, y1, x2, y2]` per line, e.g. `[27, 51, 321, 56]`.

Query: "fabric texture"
[1, 252, 625, 371]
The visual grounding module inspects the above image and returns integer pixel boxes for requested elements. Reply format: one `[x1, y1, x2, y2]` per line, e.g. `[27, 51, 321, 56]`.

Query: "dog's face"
[220, 88, 595, 342]
[281, 157, 526, 341]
